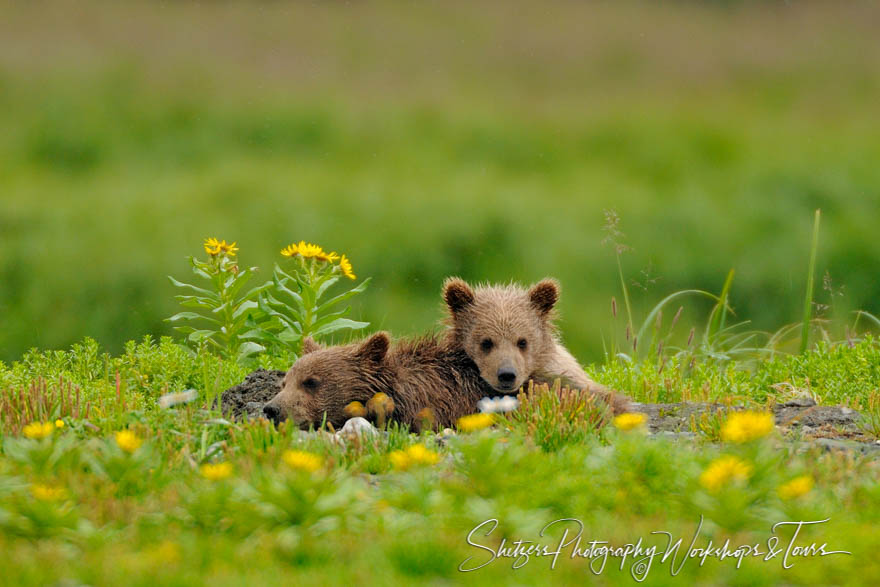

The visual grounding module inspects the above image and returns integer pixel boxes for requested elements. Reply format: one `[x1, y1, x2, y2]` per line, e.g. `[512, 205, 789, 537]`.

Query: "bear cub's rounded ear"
[528, 279, 560, 316]
[443, 277, 475, 314]
[301, 337, 322, 355]
[357, 332, 391, 363]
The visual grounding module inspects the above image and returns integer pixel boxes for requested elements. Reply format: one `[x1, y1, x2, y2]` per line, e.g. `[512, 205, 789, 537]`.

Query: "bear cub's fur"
[262, 332, 493, 430]
[442, 277, 630, 415]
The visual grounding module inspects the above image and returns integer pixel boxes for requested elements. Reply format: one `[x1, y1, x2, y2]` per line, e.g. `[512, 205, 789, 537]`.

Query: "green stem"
[616, 252, 634, 339]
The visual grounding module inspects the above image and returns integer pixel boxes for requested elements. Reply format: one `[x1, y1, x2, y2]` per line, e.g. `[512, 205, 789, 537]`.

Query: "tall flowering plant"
[256, 241, 369, 354]
[167, 238, 267, 362]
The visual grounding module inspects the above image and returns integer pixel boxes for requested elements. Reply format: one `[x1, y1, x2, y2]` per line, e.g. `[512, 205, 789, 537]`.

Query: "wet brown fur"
[263, 332, 494, 430]
[442, 277, 631, 415]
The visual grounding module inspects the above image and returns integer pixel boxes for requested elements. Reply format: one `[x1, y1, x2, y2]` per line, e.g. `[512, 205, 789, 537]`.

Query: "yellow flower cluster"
[115, 430, 143, 454]
[456, 413, 495, 432]
[613, 412, 647, 431]
[778, 475, 813, 500]
[389, 443, 441, 470]
[30, 484, 68, 502]
[699, 455, 753, 493]
[280, 241, 356, 279]
[282, 450, 324, 472]
[22, 421, 55, 439]
[721, 411, 775, 443]
[203, 237, 238, 257]
[200, 462, 234, 481]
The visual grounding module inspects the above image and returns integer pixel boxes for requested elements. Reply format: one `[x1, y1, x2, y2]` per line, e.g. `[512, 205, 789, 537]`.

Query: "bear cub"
[442, 277, 630, 415]
[262, 332, 493, 430]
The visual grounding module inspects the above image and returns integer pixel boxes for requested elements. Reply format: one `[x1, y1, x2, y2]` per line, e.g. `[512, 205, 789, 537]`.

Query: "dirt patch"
[220, 369, 284, 420]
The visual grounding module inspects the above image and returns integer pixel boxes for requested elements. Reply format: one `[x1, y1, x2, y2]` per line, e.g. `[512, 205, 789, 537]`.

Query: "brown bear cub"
[442, 277, 631, 415]
[262, 332, 494, 430]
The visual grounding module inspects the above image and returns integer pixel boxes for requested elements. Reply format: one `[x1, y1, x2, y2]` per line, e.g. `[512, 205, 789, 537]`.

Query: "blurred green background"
[1, 0, 878, 363]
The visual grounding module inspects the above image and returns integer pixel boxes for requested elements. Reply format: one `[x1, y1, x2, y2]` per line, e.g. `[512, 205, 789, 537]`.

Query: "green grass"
[2, 336, 880, 585]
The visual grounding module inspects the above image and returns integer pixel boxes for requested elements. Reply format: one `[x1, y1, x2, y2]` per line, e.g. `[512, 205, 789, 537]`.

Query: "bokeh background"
[2, 0, 879, 364]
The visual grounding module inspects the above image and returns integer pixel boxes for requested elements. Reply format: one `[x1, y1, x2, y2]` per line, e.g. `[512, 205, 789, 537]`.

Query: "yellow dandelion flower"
[281, 243, 299, 257]
[218, 240, 238, 256]
[30, 484, 68, 502]
[115, 430, 143, 454]
[200, 462, 233, 481]
[613, 413, 647, 431]
[55, 419, 65, 429]
[316, 249, 340, 263]
[405, 443, 441, 465]
[390, 444, 442, 470]
[297, 241, 325, 259]
[339, 254, 356, 280]
[457, 413, 495, 432]
[389, 450, 411, 470]
[282, 450, 323, 472]
[22, 421, 55, 440]
[699, 455, 753, 493]
[204, 237, 222, 256]
[721, 411, 775, 443]
[778, 475, 814, 500]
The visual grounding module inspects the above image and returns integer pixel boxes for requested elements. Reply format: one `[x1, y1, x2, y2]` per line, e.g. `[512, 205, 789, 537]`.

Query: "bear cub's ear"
[528, 279, 559, 316]
[357, 332, 391, 363]
[302, 337, 322, 355]
[443, 277, 475, 314]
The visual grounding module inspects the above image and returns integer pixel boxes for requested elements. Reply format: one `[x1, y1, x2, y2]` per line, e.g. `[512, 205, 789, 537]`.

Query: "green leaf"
[168, 276, 216, 297]
[166, 312, 221, 325]
[236, 341, 265, 362]
[315, 277, 371, 314]
[177, 296, 222, 309]
[316, 276, 340, 300]
[187, 330, 216, 343]
[232, 300, 259, 321]
[313, 318, 370, 337]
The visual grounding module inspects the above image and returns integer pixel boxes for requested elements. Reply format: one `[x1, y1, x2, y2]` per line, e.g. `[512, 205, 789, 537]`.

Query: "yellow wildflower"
[22, 421, 55, 440]
[721, 411, 775, 443]
[613, 413, 647, 431]
[297, 241, 325, 259]
[456, 413, 495, 432]
[218, 240, 238, 256]
[281, 243, 299, 257]
[55, 419, 65, 429]
[204, 237, 222, 256]
[316, 249, 340, 263]
[339, 254, 356, 280]
[115, 430, 143, 454]
[390, 443, 441, 470]
[30, 484, 68, 502]
[778, 475, 814, 500]
[282, 450, 323, 472]
[200, 462, 233, 481]
[699, 455, 753, 493]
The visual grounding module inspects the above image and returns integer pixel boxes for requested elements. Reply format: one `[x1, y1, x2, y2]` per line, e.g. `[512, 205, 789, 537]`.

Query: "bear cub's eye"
[517, 338, 528, 350]
[301, 377, 319, 391]
[480, 338, 494, 352]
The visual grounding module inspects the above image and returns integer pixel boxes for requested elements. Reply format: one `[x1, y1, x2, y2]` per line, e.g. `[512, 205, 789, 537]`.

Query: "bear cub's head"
[262, 332, 390, 429]
[443, 277, 559, 394]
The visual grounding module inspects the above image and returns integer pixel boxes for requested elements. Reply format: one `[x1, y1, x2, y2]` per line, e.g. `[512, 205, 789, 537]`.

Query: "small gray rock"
[783, 395, 817, 408]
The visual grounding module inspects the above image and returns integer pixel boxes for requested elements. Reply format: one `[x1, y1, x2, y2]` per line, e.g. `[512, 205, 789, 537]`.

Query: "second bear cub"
[442, 277, 630, 414]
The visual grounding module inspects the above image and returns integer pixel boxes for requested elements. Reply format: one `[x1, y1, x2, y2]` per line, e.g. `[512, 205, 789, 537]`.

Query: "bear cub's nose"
[263, 404, 281, 422]
[497, 367, 517, 388]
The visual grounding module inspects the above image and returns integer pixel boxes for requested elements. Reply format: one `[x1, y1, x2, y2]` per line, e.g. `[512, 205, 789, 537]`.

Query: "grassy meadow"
[2, 1, 880, 584]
